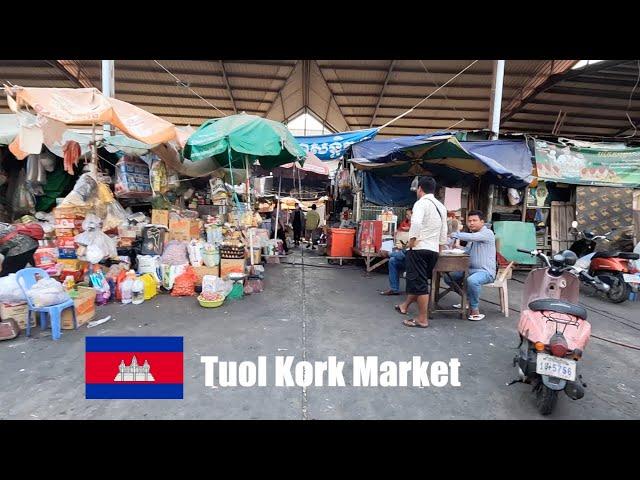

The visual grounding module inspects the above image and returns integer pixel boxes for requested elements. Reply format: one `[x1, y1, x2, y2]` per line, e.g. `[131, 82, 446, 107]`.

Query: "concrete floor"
[1, 248, 639, 419]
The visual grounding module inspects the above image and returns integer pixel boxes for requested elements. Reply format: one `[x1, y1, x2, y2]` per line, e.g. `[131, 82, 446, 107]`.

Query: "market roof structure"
[0, 60, 638, 139]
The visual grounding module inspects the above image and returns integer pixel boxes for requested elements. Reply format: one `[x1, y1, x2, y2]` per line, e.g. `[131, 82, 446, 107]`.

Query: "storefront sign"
[534, 140, 640, 186]
[295, 128, 378, 160]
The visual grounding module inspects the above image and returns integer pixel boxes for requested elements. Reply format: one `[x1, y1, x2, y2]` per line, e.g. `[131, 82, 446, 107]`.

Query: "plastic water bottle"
[132, 277, 145, 305]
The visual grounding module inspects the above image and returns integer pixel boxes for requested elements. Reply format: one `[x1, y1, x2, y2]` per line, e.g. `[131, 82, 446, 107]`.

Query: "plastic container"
[197, 295, 225, 308]
[327, 228, 356, 257]
[140, 273, 158, 300]
[132, 278, 144, 305]
[120, 271, 135, 304]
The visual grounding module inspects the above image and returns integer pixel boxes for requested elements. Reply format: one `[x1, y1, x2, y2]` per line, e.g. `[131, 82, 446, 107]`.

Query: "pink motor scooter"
[511, 248, 610, 415]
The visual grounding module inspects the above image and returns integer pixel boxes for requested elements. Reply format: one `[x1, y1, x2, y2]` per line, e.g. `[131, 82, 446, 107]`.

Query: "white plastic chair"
[485, 261, 514, 317]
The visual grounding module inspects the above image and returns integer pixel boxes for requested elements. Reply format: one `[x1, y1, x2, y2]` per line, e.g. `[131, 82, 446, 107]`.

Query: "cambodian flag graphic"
[85, 337, 183, 399]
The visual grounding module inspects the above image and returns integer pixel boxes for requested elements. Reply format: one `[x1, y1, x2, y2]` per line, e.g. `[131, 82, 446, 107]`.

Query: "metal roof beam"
[115, 90, 269, 103]
[501, 60, 632, 123]
[313, 60, 351, 130]
[529, 97, 639, 111]
[264, 61, 299, 121]
[87, 76, 281, 93]
[317, 64, 530, 78]
[47, 60, 95, 89]
[91, 65, 291, 82]
[518, 108, 640, 121]
[219, 61, 237, 114]
[370, 60, 396, 127]
[546, 85, 640, 100]
[333, 92, 498, 100]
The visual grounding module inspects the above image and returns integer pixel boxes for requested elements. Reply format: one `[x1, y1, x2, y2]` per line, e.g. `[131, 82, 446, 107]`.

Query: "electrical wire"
[152, 60, 228, 117]
[621, 59, 640, 138]
[420, 60, 466, 130]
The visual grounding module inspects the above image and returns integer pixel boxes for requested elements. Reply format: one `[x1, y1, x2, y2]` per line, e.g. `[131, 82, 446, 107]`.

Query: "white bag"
[137, 255, 161, 281]
[0, 274, 28, 303]
[27, 278, 70, 308]
[201, 275, 218, 295]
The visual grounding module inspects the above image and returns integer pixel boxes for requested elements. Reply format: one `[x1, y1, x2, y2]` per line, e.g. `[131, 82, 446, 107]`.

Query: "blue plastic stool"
[15, 268, 76, 340]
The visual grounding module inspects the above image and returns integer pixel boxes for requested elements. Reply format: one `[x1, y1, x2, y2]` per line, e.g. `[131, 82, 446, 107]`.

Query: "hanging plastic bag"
[150, 159, 168, 194]
[27, 278, 71, 308]
[170, 266, 197, 297]
[39, 151, 57, 172]
[12, 170, 36, 216]
[61, 172, 98, 206]
[102, 200, 127, 232]
[410, 176, 419, 192]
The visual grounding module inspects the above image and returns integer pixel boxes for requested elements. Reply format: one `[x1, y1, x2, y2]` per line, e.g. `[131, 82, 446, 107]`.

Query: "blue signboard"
[295, 128, 378, 160]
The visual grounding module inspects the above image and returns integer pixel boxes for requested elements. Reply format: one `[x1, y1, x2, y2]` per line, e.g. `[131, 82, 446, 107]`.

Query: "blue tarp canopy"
[348, 133, 534, 206]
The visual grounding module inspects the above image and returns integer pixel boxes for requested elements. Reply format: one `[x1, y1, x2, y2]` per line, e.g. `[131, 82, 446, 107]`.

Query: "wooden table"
[429, 253, 470, 319]
[352, 247, 389, 273]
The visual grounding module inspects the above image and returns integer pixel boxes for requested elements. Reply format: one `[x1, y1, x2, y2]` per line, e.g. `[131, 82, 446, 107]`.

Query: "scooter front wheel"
[600, 273, 630, 303]
[536, 384, 558, 415]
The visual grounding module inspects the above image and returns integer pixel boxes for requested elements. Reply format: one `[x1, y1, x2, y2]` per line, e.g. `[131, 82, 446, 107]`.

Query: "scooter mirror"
[571, 220, 578, 228]
[568, 227, 579, 235]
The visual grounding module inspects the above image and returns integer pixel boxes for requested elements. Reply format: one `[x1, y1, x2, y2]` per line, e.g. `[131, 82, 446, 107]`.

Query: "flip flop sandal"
[468, 314, 485, 321]
[380, 290, 400, 296]
[394, 305, 408, 315]
[403, 318, 429, 328]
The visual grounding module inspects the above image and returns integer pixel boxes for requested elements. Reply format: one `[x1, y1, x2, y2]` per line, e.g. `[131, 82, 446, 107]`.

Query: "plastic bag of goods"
[27, 277, 71, 308]
[89, 266, 111, 305]
[201, 243, 220, 267]
[201, 275, 220, 295]
[161, 263, 188, 290]
[246, 277, 264, 294]
[0, 274, 28, 303]
[203, 276, 233, 297]
[150, 159, 168, 194]
[114, 156, 152, 199]
[132, 277, 145, 305]
[75, 222, 118, 264]
[102, 199, 127, 232]
[171, 266, 197, 297]
[161, 240, 189, 266]
[188, 240, 204, 267]
[137, 255, 161, 282]
[61, 173, 99, 206]
[140, 225, 167, 256]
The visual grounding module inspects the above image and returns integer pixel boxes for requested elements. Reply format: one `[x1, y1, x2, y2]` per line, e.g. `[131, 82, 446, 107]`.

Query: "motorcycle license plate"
[536, 353, 576, 381]
[623, 273, 640, 284]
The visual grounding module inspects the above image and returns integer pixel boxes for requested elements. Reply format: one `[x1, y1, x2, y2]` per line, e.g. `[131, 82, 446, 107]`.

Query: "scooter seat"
[592, 251, 639, 260]
[528, 299, 587, 320]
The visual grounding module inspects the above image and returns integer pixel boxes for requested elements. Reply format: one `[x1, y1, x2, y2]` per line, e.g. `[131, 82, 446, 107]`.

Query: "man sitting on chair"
[448, 210, 496, 321]
[380, 209, 412, 296]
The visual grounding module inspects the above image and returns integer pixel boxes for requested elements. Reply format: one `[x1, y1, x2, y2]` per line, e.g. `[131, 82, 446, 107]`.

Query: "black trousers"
[0, 247, 38, 277]
[293, 226, 302, 244]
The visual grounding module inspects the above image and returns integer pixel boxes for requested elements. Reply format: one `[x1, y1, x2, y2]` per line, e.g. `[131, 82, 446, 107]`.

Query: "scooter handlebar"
[517, 248, 533, 255]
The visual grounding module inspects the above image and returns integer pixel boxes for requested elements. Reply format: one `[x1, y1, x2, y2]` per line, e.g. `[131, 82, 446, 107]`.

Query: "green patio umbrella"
[183, 113, 306, 169]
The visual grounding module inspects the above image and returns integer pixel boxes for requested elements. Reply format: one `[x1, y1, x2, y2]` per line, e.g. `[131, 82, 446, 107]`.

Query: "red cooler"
[327, 228, 356, 257]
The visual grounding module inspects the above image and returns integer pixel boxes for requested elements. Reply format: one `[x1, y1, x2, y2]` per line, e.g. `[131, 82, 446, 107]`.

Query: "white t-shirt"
[408, 194, 448, 252]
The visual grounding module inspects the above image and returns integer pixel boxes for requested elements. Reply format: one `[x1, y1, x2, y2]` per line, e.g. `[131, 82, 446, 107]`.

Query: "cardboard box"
[57, 259, 83, 270]
[152, 209, 170, 227]
[118, 225, 138, 238]
[193, 265, 219, 286]
[220, 258, 245, 279]
[169, 218, 202, 242]
[61, 286, 97, 329]
[56, 237, 76, 249]
[0, 302, 34, 331]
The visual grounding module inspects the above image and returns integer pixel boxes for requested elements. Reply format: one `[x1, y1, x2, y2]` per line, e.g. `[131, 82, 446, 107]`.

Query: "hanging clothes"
[63, 140, 81, 175]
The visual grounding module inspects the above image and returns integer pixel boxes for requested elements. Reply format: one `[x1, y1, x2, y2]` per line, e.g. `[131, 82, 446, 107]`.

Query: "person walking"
[394, 177, 447, 329]
[304, 204, 321, 250]
[292, 205, 304, 247]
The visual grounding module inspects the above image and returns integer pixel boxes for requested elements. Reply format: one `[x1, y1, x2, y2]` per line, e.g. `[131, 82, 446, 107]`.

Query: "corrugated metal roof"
[1, 59, 638, 138]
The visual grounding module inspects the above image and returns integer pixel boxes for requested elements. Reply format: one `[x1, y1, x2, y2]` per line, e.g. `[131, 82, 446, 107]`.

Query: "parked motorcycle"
[568, 221, 639, 303]
[511, 248, 609, 415]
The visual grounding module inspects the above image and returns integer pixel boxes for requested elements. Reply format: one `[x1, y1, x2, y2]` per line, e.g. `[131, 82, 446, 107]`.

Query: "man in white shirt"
[395, 176, 447, 328]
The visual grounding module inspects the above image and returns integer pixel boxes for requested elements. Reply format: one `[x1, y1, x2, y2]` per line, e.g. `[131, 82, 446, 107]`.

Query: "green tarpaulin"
[183, 113, 305, 170]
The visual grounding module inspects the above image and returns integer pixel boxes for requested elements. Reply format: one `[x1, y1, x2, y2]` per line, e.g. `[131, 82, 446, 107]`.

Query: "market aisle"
[297, 252, 640, 420]
[0, 251, 638, 419]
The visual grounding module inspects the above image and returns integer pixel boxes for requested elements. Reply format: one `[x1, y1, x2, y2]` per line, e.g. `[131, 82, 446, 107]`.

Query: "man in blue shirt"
[448, 210, 496, 321]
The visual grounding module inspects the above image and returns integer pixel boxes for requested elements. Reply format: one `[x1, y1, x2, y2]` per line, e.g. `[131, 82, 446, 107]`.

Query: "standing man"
[448, 210, 496, 321]
[395, 177, 447, 328]
[292, 205, 304, 247]
[304, 204, 321, 250]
